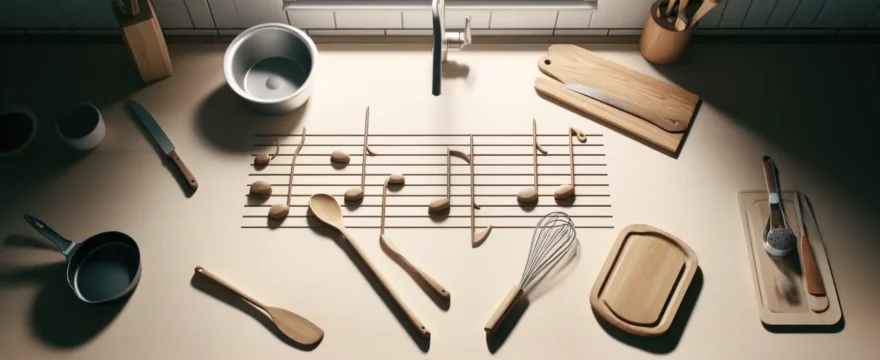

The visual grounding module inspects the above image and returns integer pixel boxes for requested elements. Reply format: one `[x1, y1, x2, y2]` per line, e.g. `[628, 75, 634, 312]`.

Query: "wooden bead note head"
[517, 188, 539, 203]
[254, 153, 271, 166]
[388, 173, 405, 185]
[429, 198, 450, 212]
[330, 150, 350, 164]
[250, 181, 272, 196]
[268, 204, 290, 219]
[344, 187, 365, 201]
[554, 184, 575, 200]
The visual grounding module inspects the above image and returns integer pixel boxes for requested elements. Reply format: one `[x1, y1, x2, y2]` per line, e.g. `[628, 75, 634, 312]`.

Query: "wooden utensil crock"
[640, 1, 695, 65]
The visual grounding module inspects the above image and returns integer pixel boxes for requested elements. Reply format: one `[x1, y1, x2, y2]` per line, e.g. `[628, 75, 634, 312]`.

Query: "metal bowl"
[223, 23, 317, 114]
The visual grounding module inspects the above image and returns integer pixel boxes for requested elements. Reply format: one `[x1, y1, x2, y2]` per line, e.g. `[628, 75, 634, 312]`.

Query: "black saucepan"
[24, 215, 142, 304]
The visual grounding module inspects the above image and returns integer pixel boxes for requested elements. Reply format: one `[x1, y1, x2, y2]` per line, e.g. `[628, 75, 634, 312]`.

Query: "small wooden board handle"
[800, 233, 826, 296]
[485, 286, 523, 334]
[168, 149, 199, 191]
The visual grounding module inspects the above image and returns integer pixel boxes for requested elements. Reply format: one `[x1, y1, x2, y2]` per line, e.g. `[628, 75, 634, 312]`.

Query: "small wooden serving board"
[535, 44, 699, 155]
[590, 224, 698, 336]
[738, 191, 841, 327]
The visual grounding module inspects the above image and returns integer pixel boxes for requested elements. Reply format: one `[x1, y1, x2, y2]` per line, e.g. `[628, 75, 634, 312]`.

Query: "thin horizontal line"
[244, 203, 611, 208]
[242, 215, 613, 219]
[249, 173, 608, 177]
[254, 144, 606, 147]
[252, 192, 610, 197]
[252, 163, 608, 167]
[246, 183, 608, 188]
[254, 153, 607, 157]
[242, 226, 615, 229]
[255, 134, 605, 137]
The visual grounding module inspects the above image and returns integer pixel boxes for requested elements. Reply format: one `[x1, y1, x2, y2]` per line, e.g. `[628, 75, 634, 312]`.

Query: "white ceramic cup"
[0, 106, 38, 158]
[57, 103, 106, 150]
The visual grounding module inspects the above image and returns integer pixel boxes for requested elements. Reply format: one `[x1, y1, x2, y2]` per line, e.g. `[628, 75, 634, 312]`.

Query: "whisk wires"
[519, 212, 577, 288]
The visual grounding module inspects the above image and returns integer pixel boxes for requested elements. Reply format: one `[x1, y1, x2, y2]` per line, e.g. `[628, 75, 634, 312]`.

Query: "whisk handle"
[485, 286, 524, 334]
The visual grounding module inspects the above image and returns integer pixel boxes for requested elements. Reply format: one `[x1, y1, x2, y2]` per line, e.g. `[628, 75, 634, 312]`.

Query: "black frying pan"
[24, 215, 142, 304]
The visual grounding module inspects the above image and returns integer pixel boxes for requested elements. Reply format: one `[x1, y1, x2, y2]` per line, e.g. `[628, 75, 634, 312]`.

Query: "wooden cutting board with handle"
[535, 44, 700, 155]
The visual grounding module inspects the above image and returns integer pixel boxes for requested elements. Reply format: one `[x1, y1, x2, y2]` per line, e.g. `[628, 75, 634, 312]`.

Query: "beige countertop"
[1, 42, 879, 359]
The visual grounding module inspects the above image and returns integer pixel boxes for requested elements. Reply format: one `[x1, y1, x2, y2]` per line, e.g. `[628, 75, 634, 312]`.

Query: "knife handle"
[800, 231, 826, 296]
[168, 149, 199, 191]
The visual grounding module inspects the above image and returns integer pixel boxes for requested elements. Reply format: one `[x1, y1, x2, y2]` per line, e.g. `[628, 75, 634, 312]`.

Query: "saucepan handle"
[23, 215, 76, 257]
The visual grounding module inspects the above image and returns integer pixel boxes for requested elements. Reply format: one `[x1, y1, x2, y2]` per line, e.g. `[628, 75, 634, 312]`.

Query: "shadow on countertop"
[195, 86, 304, 154]
[595, 267, 703, 354]
[0, 262, 130, 348]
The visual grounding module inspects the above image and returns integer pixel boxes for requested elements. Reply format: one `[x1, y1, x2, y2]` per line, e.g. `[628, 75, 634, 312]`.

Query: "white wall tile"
[185, 0, 215, 28]
[153, 0, 194, 28]
[335, 10, 401, 29]
[386, 29, 432, 36]
[448, 10, 490, 29]
[788, 0, 825, 27]
[308, 29, 385, 36]
[490, 10, 557, 29]
[287, 10, 335, 29]
[813, 0, 880, 28]
[165, 29, 218, 35]
[208, 0, 241, 28]
[719, 0, 751, 28]
[696, 0, 725, 28]
[872, 6, 880, 27]
[554, 29, 608, 35]
[556, 11, 593, 29]
[766, 0, 799, 27]
[21, 0, 69, 28]
[472, 29, 553, 36]
[401, 10, 490, 29]
[57, 0, 117, 28]
[589, 0, 654, 28]
[402, 10, 430, 28]
[235, 0, 287, 27]
[609, 29, 642, 35]
[741, 0, 776, 28]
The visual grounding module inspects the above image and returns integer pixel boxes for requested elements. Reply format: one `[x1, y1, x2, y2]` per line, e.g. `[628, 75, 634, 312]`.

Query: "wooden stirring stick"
[194, 266, 324, 345]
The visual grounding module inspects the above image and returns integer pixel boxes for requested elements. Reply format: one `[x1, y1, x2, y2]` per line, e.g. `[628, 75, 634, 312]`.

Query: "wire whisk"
[485, 212, 578, 334]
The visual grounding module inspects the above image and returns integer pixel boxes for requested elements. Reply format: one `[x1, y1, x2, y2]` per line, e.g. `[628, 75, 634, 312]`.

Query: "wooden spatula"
[195, 266, 324, 345]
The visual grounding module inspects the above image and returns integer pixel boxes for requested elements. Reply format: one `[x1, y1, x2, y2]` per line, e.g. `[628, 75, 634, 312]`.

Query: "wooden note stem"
[286, 128, 306, 206]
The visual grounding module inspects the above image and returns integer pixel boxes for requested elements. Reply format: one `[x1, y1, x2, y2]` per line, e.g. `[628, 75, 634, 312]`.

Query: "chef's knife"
[564, 83, 686, 133]
[127, 100, 199, 191]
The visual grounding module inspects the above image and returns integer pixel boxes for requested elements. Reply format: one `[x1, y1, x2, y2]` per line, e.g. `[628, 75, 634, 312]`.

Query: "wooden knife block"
[113, 0, 172, 83]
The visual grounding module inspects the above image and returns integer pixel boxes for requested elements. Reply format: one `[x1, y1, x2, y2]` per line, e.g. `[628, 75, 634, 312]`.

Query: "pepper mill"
[113, 0, 173, 83]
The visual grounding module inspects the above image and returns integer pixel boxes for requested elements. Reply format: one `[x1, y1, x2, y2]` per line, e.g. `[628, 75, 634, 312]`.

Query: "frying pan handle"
[23, 215, 76, 256]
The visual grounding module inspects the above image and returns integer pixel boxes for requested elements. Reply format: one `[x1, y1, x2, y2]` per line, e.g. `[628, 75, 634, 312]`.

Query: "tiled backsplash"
[1, 0, 879, 37]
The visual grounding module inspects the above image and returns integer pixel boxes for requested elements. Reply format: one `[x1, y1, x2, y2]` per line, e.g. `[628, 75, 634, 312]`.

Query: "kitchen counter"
[1, 41, 879, 360]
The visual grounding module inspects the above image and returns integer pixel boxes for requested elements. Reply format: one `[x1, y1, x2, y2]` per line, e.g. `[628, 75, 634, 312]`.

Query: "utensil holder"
[640, 1, 695, 65]
[113, 0, 172, 83]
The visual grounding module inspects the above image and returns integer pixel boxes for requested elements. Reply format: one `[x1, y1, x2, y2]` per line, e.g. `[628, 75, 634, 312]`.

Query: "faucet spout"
[432, 0, 471, 96]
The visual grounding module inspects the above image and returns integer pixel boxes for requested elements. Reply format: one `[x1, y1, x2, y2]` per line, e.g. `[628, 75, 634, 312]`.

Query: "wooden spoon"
[194, 266, 324, 345]
[308, 194, 430, 338]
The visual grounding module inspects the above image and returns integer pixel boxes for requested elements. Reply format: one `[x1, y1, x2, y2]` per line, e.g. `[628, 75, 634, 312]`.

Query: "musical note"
[428, 147, 470, 212]
[381, 175, 450, 301]
[470, 134, 492, 246]
[344, 106, 376, 202]
[269, 128, 306, 219]
[554, 127, 587, 200]
[517, 118, 546, 204]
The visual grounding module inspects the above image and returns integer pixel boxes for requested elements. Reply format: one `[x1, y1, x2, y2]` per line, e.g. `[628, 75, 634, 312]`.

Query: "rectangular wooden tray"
[737, 191, 841, 326]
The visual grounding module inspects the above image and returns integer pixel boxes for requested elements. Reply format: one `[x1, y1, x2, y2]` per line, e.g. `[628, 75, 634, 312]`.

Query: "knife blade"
[127, 100, 199, 191]
[564, 83, 686, 133]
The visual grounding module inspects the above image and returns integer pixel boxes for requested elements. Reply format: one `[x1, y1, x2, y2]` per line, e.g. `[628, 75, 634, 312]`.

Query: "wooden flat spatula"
[195, 266, 324, 345]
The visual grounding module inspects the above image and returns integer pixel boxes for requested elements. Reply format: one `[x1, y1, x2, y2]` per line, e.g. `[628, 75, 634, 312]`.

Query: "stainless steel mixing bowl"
[223, 23, 317, 114]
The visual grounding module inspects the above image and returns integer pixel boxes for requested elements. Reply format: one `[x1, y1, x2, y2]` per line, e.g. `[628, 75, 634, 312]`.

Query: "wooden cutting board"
[590, 224, 698, 336]
[535, 44, 700, 155]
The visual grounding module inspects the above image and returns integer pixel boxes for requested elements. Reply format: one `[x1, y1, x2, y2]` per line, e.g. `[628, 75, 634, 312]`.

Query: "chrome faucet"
[432, 0, 472, 96]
